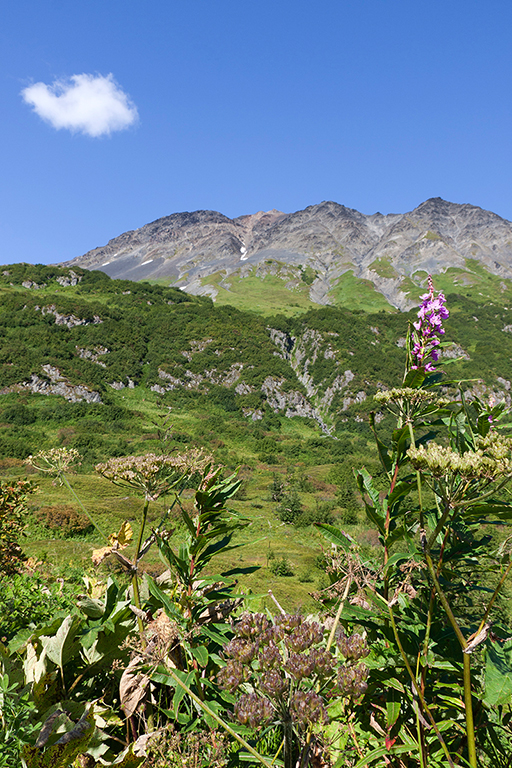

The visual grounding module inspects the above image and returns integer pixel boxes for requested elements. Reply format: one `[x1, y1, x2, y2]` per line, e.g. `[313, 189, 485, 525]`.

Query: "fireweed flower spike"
[410, 275, 449, 373]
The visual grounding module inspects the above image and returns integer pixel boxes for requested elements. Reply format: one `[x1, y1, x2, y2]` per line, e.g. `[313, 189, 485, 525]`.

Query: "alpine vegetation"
[2, 276, 512, 768]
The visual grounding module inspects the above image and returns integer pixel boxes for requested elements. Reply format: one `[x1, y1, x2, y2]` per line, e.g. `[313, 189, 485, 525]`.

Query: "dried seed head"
[290, 691, 329, 725]
[234, 693, 273, 728]
[27, 448, 81, 476]
[223, 637, 257, 664]
[336, 663, 369, 699]
[96, 449, 212, 499]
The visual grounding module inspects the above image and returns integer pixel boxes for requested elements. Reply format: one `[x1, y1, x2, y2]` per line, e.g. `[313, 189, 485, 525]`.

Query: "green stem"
[424, 552, 466, 648]
[326, 577, 352, 653]
[424, 552, 477, 767]
[407, 421, 426, 548]
[271, 738, 284, 765]
[160, 666, 274, 768]
[283, 718, 294, 768]
[132, 498, 150, 638]
[135, 498, 150, 564]
[415, 713, 426, 768]
[414, 646, 427, 768]
[131, 574, 144, 637]
[387, 606, 456, 768]
[60, 473, 109, 542]
[427, 501, 453, 551]
[463, 653, 477, 768]
[478, 558, 512, 631]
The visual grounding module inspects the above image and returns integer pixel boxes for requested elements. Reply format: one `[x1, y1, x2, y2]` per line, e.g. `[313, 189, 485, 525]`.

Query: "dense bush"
[269, 555, 294, 576]
[34, 504, 93, 538]
[0, 570, 78, 641]
[276, 488, 303, 523]
[0, 478, 33, 574]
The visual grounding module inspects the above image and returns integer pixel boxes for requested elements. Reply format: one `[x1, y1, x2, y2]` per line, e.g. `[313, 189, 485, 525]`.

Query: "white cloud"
[21, 73, 138, 137]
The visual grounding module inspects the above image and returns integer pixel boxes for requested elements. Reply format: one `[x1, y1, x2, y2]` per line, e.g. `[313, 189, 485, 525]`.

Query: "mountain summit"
[63, 198, 512, 311]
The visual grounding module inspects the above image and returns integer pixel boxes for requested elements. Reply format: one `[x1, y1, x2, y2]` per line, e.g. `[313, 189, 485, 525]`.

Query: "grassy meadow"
[2, 387, 379, 615]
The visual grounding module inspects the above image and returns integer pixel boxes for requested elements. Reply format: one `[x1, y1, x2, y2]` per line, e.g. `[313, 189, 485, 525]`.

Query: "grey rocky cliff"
[62, 198, 512, 310]
[0, 365, 102, 403]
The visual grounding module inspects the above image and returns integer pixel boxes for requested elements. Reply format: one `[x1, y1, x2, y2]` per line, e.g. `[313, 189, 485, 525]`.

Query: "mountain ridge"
[62, 198, 512, 312]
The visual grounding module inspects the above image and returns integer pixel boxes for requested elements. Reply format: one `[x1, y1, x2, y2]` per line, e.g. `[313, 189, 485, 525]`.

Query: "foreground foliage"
[2, 278, 512, 766]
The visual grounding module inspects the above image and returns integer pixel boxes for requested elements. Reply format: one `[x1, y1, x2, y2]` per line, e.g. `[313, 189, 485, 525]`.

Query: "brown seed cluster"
[217, 612, 369, 730]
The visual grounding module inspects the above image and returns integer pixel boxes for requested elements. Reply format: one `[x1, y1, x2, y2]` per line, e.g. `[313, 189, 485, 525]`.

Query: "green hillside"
[0, 262, 511, 467]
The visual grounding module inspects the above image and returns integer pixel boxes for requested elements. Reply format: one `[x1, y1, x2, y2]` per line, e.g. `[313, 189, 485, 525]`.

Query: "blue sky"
[2, 0, 512, 265]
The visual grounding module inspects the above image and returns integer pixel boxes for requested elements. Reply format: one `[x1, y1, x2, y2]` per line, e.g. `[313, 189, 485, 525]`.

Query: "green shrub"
[0, 478, 34, 575]
[1, 405, 37, 425]
[34, 504, 93, 538]
[295, 503, 335, 527]
[339, 507, 358, 524]
[297, 570, 314, 583]
[269, 556, 294, 577]
[269, 472, 285, 501]
[0, 570, 78, 641]
[276, 489, 303, 523]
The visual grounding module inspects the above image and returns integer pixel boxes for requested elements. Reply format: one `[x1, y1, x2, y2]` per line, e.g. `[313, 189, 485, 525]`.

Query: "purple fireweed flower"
[411, 275, 449, 373]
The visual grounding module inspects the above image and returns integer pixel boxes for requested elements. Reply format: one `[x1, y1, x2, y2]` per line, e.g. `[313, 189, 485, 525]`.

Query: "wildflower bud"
[284, 620, 324, 652]
[274, 612, 303, 633]
[234, 693, 273, 728]
[258, 642, 282, 669]
[290, 691, 329, 725]
[235, 612, 269, 639]
[337, 631, 369, 661]
[410, 276, 449, 373]
[260, 625, 284, 645]
[309, 647, 335, 676]
[337, 663, 369, 699]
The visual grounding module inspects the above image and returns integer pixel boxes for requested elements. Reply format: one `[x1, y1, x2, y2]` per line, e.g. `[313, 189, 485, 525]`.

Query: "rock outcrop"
[16, 365, 102, 403]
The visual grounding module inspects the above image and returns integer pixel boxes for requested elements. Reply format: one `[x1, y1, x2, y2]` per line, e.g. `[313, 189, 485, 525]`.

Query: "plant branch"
[160, 666, 274, 768]
[387, 605, 456, 768]
[60, 473, 109, 542]
[326, 577, 352, 653]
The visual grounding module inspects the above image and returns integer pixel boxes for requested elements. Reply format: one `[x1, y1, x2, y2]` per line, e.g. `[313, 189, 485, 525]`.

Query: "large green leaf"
[484, 639, 512, 706]
[40, 616, 82, 674]
[356, 467, 381, 509]
[387, 480, 413, 511]
[369, 412, 393, 474]
[403, 368, 426, 389]
[354, 743, 418, 768]
[21, 707, 94, 768]
[146, 576, 185, 625]
[315, 524, 354, 551]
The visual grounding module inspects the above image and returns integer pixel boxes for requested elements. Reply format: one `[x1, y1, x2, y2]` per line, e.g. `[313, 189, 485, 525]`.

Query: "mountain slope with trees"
[0, 263, 511, 467]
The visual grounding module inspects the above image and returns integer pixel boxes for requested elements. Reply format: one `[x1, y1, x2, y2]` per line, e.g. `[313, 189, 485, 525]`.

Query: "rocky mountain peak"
[62, 198, 512, 311]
